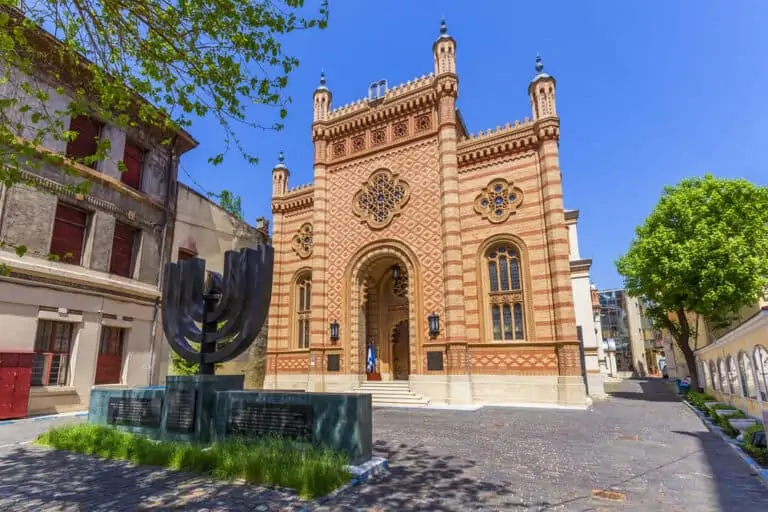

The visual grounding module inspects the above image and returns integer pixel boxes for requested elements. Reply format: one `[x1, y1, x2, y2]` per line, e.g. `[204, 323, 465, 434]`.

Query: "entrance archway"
[345, 241, 421, 383]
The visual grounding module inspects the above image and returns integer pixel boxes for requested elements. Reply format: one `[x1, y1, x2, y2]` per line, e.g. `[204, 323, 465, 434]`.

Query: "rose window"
[291, 223, 314, 258]
[352, 169, 411, 229]
[473, 178, 524, 223]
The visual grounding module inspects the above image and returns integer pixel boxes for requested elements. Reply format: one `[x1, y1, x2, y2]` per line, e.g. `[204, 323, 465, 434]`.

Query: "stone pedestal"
[165, 375, 244, 443]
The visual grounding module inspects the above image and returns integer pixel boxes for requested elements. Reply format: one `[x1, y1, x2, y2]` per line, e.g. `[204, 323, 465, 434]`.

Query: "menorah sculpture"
[162, 246, 274, 375]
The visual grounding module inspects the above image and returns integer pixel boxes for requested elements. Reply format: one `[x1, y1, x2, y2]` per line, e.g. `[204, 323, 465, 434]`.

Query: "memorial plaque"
[226, 401, 313, 442]
[327, 354, 340, 372]
[427, 351, 444, 371]
[107, 397, 162, 428]
[165, 389, 198, 434]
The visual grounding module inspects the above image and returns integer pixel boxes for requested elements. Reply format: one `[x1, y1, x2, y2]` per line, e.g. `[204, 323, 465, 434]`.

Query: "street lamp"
[329, 320, 340, 342]
[428, 312, 440, 338]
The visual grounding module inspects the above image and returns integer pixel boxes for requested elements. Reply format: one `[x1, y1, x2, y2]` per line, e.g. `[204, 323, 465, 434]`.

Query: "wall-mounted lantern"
[428, 312, 440, 338]
[329, 320, 340, 342]
[391, 264, 401, 281]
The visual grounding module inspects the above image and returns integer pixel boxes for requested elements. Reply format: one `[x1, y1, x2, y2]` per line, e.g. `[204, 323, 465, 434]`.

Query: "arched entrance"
[345, 242, 420, 383]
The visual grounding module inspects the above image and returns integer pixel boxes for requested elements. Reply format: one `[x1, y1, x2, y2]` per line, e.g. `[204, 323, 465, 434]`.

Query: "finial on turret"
[278, 150, 284, 163]
[319, 71, 326, 86]
[440, 17, 447, 35]
[535, 53, 544, 73]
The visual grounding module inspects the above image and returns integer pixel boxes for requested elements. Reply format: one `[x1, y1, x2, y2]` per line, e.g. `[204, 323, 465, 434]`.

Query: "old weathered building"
[265, 21, 594, 407]
[0, 20, 196, 414]
[166, 183, 270, 380]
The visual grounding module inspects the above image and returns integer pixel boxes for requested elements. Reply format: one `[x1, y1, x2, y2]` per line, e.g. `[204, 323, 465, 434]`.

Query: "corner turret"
[528, 54, 557, 120]
[313, 71, 332, 122]
[433, 18, 457, 76]
[272, 150, 289, 197]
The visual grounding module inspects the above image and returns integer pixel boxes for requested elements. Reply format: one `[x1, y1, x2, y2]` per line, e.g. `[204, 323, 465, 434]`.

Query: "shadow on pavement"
[671, 429, 768, 512]
[0, 445, 305, 511]
[317, 440, 556, 511]
[607, 379, 682, 402]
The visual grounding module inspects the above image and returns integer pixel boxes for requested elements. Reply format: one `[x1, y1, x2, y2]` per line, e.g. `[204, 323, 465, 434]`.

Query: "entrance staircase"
[351, 380, 430, 408]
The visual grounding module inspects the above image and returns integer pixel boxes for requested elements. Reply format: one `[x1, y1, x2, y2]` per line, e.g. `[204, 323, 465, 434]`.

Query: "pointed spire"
[315, 70, 329, 92]
[274, 150, 287, 170]
[535, 53, 544, 74]
[440, 17, 447, 35]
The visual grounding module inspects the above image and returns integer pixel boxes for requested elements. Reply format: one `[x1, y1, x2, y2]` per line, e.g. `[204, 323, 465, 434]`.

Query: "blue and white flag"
[366, 343, 377, 374]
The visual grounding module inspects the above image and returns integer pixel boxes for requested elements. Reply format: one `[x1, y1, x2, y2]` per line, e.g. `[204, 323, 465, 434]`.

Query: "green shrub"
[685, 390, 715, 410]
[36, 424, 351, 499]
[743, 424, 768, 467]
[711, 411, 739, 438]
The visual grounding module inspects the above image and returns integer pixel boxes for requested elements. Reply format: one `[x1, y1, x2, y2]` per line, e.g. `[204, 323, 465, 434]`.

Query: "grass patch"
[35, 424, 351, 499]
[743, 424, 768, 467]
[710, 410, 740, 438]
[684, 390, 716, 411]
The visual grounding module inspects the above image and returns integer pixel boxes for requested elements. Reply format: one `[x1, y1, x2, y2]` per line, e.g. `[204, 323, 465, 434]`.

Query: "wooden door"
[95, 327, 124, 385]
[391, 320, 410, 380]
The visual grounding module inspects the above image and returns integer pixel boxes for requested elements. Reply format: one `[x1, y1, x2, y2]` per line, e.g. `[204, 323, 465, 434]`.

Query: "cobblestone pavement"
[1, 380, 767, 511]
[316, 379, 768, 512]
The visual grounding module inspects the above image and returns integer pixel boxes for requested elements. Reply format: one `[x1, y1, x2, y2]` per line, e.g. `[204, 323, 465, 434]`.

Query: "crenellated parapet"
[271, 183, 314, 214]
[457, 118, 537, 169]
[324, 73, 436, 122]
[311, 73, 440, 165]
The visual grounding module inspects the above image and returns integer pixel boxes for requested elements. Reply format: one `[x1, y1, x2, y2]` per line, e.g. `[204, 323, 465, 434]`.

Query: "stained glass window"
[488, 261, 499, 292]
[502, 305, 513, 340]
[486, 245, 526, 341]
[491, 305, 502, 340]
[296, 274, 312, 349]
[513, 304, 524, 340]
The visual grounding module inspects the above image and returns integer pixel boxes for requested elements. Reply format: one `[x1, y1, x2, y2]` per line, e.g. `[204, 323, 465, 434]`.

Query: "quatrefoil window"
[352, 169, 411, 229]
[291, 223, 314, 258]
[474, 178, 524, 223]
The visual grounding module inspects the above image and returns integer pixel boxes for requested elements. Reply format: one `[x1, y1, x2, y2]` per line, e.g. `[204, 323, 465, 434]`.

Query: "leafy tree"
[209, 189, 244, 221]
[0, 0, 327, 258]
[616, 174, 768, 388]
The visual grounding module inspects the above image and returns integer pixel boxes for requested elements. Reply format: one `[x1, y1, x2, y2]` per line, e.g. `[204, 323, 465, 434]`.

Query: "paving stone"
[0, 380, 766, 510]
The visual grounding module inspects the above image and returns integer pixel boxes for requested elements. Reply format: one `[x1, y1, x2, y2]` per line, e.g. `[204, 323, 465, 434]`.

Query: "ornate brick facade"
[265, 21, 588, 406]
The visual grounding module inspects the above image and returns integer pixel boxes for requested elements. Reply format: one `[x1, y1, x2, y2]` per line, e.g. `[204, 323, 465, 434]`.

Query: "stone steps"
[352, 381, 430, 408]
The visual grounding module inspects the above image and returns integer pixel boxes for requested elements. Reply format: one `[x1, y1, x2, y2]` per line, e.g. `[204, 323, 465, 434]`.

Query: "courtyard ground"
[0, 379, 766, 511]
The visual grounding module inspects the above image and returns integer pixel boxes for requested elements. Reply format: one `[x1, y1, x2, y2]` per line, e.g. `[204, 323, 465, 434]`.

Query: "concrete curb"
[302, 456, 389, 511]
[0, 410, 88, 427]
[681, 399, 768, 487]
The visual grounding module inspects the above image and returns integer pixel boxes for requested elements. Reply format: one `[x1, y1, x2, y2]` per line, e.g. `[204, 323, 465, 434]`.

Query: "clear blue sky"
[178, 0, 768, 290]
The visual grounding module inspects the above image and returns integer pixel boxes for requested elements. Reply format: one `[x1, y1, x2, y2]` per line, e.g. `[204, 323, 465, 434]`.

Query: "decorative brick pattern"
[327, 139, 445, 338]
[273, 354, 310, 373]
[470, 347, 558, 375]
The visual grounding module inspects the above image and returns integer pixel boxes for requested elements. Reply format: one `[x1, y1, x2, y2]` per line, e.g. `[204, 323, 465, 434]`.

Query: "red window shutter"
[49, 204, 87, 264]
[110, 222, 136, 277]
[122, 141, 144, 190]
[66, 116, 103, 165]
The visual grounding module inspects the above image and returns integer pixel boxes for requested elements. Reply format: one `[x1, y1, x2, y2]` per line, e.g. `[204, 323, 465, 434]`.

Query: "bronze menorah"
[161, 246, 274, 375]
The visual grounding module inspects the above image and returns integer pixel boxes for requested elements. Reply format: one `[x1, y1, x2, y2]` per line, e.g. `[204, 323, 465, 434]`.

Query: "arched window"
[709, 361, 718, 391]
[738, 351, 756, 399]
[698, 360, 708, 389]
[753, 345, 768, 401]
[294, 272, 312, 349]
[717, 358, 729, 394]
[726, 356, 741, 397]
[485, 245, 525, 341]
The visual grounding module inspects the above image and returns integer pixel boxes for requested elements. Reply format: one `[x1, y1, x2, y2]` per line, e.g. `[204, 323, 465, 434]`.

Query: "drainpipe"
[148, 135, 178, 386]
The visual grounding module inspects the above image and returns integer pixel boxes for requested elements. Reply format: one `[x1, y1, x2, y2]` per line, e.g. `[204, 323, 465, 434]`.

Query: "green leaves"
[616, 174, 768, 324]
[0, 0, 328, 195]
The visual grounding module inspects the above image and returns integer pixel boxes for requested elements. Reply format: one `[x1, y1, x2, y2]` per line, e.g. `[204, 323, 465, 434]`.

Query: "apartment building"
[0, 20, 197, 415]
